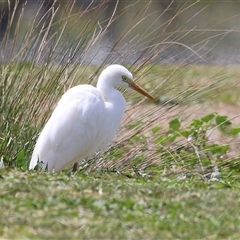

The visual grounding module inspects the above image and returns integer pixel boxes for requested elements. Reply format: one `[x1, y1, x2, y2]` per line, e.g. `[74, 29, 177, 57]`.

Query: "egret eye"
[122, 76, 127, 82]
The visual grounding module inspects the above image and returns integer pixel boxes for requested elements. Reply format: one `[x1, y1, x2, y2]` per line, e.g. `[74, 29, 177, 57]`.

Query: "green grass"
[1, 169, 240, 239]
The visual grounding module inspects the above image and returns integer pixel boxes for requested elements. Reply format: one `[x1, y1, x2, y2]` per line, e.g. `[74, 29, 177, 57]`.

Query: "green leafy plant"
[150, 113, 240, 179]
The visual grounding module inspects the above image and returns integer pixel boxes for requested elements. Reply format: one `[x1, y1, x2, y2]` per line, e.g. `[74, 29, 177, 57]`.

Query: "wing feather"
[29, 85, 106, 171]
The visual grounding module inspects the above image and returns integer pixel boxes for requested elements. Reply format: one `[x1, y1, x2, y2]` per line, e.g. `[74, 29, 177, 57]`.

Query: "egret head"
[98, 64, 156, 101]
[99, 64, 133, 88]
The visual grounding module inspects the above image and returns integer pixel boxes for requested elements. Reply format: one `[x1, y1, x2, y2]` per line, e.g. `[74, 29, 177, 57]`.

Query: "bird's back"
[29, 85, 107, 171]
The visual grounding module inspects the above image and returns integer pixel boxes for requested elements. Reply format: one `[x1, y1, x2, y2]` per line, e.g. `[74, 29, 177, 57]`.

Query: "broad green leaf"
[190, 119, 202, 129]
[180, 130, 190, 138]
[228, 128, 240, 135]
[169, 118, 181, 131]
[215, 115, 231, 127]
[201, 113, 216, 123]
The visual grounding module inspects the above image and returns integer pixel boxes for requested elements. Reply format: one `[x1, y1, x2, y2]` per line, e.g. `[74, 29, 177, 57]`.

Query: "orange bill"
[129, 81, 156, 101]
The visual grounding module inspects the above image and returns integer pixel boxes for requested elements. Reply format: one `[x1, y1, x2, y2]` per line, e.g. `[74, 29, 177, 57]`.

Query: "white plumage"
[29, 64, 155, 172]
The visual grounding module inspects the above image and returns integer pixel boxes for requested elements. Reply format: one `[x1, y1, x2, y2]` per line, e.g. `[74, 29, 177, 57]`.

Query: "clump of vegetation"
[152, 113, 240, 179]
[84, 112, 240, 182]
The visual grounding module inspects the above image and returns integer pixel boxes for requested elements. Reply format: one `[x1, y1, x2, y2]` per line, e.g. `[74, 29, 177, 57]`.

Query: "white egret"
[29, 64, 155, 172]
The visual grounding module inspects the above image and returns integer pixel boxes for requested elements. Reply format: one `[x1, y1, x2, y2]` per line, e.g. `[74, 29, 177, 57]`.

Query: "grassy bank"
[1, 169, 240, 239]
